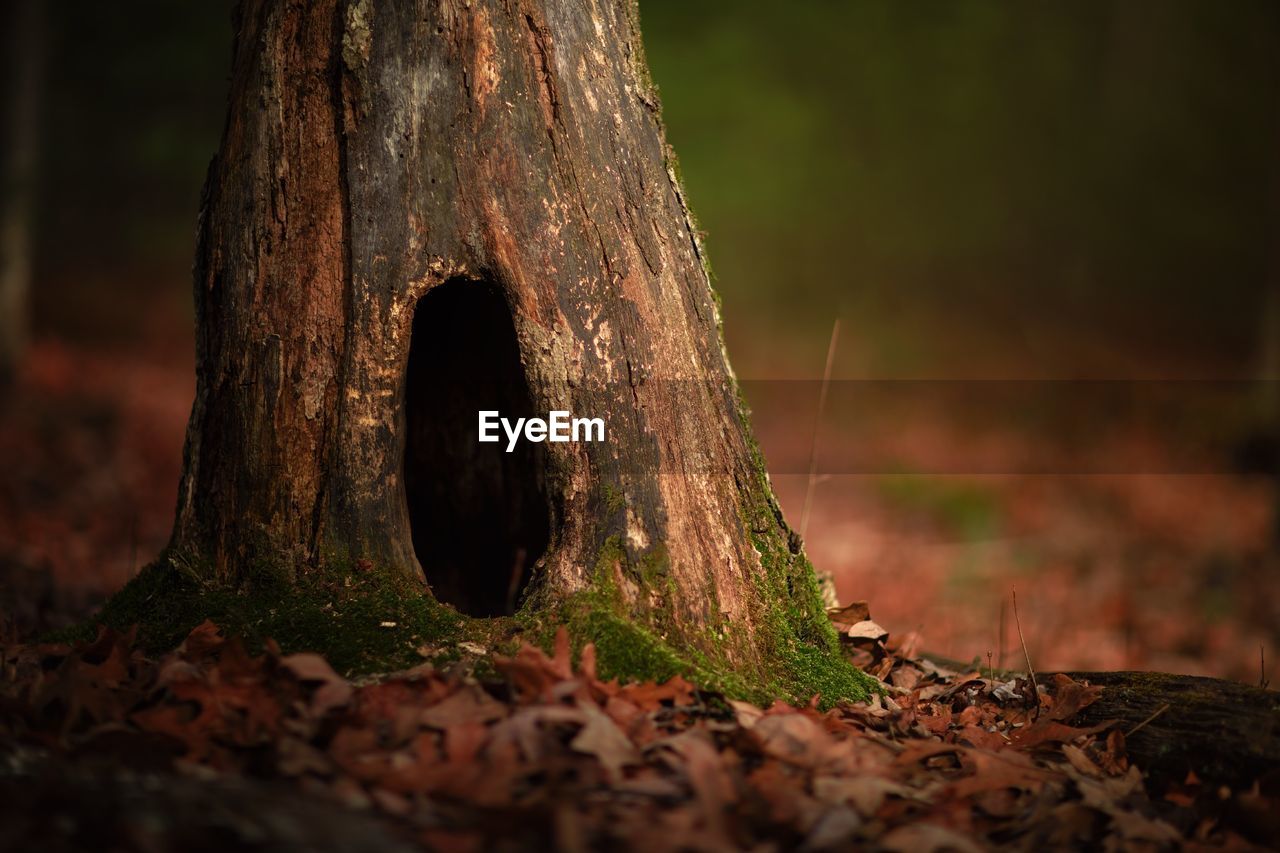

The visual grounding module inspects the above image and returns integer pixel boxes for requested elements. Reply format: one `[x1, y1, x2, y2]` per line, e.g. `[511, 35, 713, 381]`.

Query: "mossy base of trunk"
[53, 559, 483, 676]
[532, 537, 877, 707]
[56, 550, 875, 708]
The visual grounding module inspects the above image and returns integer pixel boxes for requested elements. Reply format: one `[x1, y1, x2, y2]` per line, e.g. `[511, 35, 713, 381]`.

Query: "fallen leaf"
[727, 699, 763, 729]
[828, 601, 872, 627]
[570, 702, 640, 780]
[814, 775, 922, 817]
[881, 822, 984, 853]
[281, 652, 352, 715]
[847, 620, 890, 643]
[1061, 743, 1103, 778]
[418, 685, 507, 729]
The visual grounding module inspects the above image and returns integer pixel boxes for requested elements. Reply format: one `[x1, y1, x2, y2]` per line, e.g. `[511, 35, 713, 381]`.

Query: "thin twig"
[1261, 645, 1269, 690]
[1126, 703, 1171, 738]
[998, 598, 1007, 670]
[799, 318, 840, 544]
[862, 730, 906, 755]
[1011, 588, 1038, 702]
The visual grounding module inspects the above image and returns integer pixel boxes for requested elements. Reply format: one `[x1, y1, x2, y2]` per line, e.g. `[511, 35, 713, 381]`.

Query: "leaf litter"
[1, 611, 1276, 851]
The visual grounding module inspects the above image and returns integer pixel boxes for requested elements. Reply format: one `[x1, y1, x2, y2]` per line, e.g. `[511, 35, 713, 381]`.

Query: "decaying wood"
[926, 653, 1280, 789]
[171, 0, 811, 672]
[1065, 670, 1280, 791]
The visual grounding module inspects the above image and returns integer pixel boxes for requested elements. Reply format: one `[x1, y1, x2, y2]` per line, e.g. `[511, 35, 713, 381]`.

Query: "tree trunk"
[167, 0, 846, 693]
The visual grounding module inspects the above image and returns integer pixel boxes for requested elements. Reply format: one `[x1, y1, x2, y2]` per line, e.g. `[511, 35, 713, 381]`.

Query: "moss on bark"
[68, 538, 875, 709]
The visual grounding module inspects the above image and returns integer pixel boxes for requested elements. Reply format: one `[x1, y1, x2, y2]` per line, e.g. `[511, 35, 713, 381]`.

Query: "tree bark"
[169, 0, 833, 681]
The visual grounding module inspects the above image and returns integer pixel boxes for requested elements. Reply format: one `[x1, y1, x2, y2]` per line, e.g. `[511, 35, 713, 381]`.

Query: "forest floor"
[2, 613, 1276, 850]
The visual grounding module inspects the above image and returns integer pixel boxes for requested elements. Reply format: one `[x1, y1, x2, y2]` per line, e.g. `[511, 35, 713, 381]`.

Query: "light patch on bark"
[342, 0, 373, 71]
[578, 56, 598, 112]
[298, 372, 329, 420]
[591, 320, 615, 382]
[539, 197, 565, 242]
[625, 506, 649, 551]
[469, 6, 500, 114]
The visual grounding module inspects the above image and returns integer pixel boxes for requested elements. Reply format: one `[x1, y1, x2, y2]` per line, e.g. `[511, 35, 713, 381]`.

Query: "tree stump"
[154, 0, 864, 701]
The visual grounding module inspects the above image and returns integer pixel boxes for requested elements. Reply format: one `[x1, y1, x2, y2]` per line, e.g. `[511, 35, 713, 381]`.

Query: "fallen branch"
[923, 654, 1280, 790]
[1065, 670, 1279, 791]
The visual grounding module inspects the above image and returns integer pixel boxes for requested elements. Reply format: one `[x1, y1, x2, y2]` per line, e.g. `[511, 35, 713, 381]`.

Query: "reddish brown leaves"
[1, 622, 1268, 850]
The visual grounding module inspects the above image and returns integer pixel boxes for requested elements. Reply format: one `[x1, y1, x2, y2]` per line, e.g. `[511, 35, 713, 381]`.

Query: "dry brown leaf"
[753, 710, 835, 768]
[727, 699, 763, 730]
[1046, 674, 1103, 721]
[570, 702, 640, 780]
[890, 666, 923, 691]
[281, 652, 352, 715]
[881, 822, 984, 853]
[847, 620, 890, 643]
[813, 774, 922, 817]
[1061, 743, 1104, 778]
[1, 619, 1256, 851]
[418, 684, 507, 729]
[828, 601, 872, 627]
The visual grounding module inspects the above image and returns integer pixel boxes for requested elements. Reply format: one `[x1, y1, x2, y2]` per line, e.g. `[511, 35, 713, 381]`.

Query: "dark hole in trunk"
[403, 278, 550, 616]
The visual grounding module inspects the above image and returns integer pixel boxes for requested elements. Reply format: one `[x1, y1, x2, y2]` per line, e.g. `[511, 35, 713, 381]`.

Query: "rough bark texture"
[170, 0, 837, 688]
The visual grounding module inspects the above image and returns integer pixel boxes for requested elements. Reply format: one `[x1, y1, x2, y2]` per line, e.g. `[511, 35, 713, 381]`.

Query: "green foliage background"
[26, 0, 1280, 371]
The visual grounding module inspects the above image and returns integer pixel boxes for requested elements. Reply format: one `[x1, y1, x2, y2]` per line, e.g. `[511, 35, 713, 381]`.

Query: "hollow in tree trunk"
[157, 0, 864, 701]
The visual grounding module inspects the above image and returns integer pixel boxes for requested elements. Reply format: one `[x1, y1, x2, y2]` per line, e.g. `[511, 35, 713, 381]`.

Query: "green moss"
[516, 536, 875, 708]
[637, 544, 670, 582]
[601, 482, 627, 514]
[65, 522, 873, 708]
[552, 595, 757, 701]
[582, 611, 692, 683]
[59, 556, 511, 677]
[721, 379, 881, 707]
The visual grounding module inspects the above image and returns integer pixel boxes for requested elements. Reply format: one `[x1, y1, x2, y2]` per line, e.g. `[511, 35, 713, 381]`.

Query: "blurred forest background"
[3, 0, 1279, 681]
